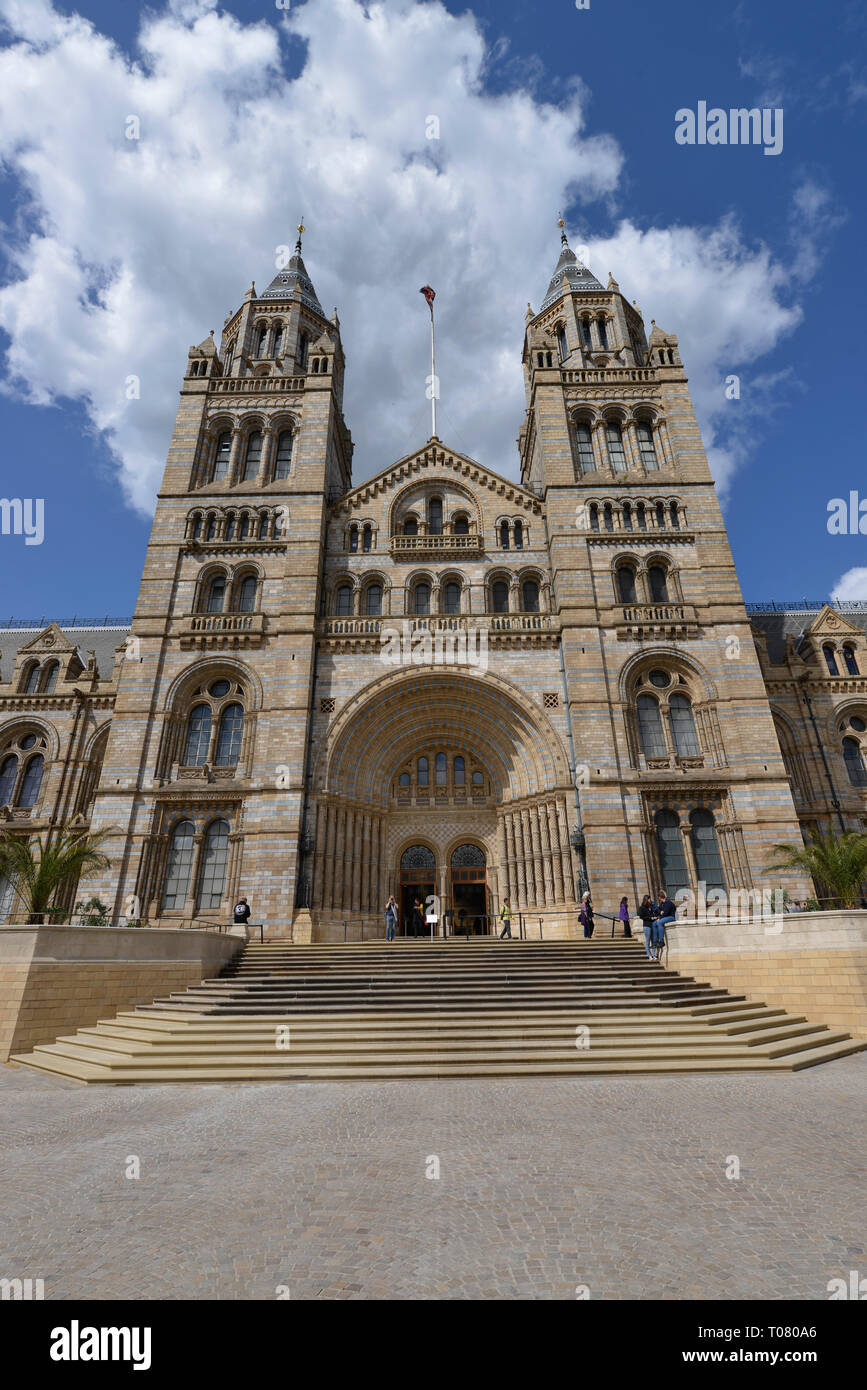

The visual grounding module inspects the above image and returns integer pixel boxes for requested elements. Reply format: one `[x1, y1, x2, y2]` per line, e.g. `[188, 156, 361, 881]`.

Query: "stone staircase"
[12, 938, 865, 1083]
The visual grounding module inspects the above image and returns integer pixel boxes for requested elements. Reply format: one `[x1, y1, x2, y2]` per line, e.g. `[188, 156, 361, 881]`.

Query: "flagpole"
[429, 299, 437, 439]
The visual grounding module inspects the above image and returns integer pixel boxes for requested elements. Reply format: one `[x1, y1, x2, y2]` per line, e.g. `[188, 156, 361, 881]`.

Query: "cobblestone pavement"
[1, 1058, 865, 1301]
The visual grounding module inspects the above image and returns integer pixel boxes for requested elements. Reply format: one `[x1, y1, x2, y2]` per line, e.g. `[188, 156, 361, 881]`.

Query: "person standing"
[411, 896, 424, 939]
[637, 894, 654, 960]
[579, 891, 594, 939]
[654, 888, 677, 960]
[384, 894, 397, 942]
[498, 898, 513, 939]
[618, 896, 632, 938]
[233, 896, 251, 927]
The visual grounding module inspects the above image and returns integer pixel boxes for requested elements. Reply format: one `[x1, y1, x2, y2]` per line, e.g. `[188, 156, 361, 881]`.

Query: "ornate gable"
[334, 439, 542, 516]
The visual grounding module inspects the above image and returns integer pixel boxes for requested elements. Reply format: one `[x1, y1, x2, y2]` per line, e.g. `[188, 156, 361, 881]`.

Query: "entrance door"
[399, 845, 437, 937]
[450, 844, 488, 935]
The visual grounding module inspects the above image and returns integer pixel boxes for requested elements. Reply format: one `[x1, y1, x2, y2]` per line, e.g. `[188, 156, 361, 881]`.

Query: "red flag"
[419, 285, 436, 308]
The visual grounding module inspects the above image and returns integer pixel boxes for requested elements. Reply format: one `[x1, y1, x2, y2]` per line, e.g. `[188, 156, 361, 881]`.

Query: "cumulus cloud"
[0, 0, 832, 515]
[832, 568, 867, 603]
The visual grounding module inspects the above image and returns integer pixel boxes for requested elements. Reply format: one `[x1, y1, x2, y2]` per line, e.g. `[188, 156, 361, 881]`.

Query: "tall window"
[336, 584, 353, 616]
[824, 645, 839, 676]
[349, 526, 359, 553]
[0, 755, 17, 805]
[492, 581, 509, 614]
[648, 565, 669, 603]
[417, 756, 429, 786]
[18, 754, 44, 808]
[362, 526, 372, 552]
[514, 520, 523, 549]
[637, 421, 658, 470]
[669, 502, 680, 530]
[236, 575, 257, 613]
[589, 504, 599, 532]
[843, 738, 867, 786]
[637, 695, 666, 757]
[606, 421, 627, 472]
[844, 645, 859, 675]
[414, 583, 431, 615]
[454, 515, 469, 535]
[24, 664, 40, 694]
[365, 584, 383, 616]
[274, 430, 292, 480]
[162, 821, 195, 909]
[636, 503, 647, 531]
[213, 432, 232, 481]
[454, 756, 465, 786]
[428, 498, 443, 535]
[297, 332, 309, 370]
[184, 705, 212, 765]
[215, 704, 243, 766]
[42, 662, 59, 693]
[655, 502, 666, 529]
[435, 752, 447, 785]
[556, 324, 568, 360]
[500, 521, 510, 549]
[574, 422, 596, 474]
[655, 809, 690, 894]
[603, 504, 614, 532]
[690, 810, 725, 890]
[617, 566, 637, 604]
[443, 581, 461, 614]
[206, 574, 226, 613]
[581, 318, 592, 349]
[403, 516, 418, 536]
[205, 515, 217, 541]
[668, 694, 700, 756]
[598, 318, 608, 350]
[522, 580, 540, 612]
[622, 503, 633, 531]
[0, 872, 15, 921]
[197, 820, 230, 910]
[242, 432, 262, 482]
[256, 324, 268, 358]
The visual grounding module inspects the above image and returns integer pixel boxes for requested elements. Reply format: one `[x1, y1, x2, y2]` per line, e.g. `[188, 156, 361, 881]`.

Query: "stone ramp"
[12, 938, 865, 1083]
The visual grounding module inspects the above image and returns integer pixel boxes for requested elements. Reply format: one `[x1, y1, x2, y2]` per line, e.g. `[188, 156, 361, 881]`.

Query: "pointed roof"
[538, 224, 604, 313]
[260, 229, 324, 314]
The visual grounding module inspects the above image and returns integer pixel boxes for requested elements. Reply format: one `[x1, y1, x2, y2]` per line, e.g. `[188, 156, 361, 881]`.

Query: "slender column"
[227, 428, 244, 485]
[546, 803, 564, 903]
[378, 820, 389, 907]
[557, 798, 575, 901]
[360, 813, 371, 914]
[520, 808, 536, 907]
[332, 807, 346, 910]
[312, 803, 327, 910]
[342, 810, 355, 911]
[182, 831, 206, 918]
[532, 806, 551, 905]
[369, 815, 380, 912]
[591, 420, 607, 473]
[257, 428, 275, 486]
[324, 803, 337, 911]
[497, 817, 510, 904]
[624, 420, 644, 474]
[681, 817, 699, 894]
[508, 813, 526, 912]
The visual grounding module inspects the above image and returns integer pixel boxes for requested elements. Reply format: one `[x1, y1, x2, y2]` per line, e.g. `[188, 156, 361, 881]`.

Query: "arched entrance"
[399, 844, 436, 937]
[450, 843, 487, 934]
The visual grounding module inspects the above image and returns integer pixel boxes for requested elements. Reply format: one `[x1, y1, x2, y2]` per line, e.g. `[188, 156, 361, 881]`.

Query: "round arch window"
[209, 679, 231, 698]
[850, 716, 866, 733]
[648, 669, 671, 688]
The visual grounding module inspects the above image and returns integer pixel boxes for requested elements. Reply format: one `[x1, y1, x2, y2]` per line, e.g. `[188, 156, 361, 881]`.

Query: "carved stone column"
[521, 807, 537, 907]
[546, 803, 564, 902]
[509, 812, 526, 912]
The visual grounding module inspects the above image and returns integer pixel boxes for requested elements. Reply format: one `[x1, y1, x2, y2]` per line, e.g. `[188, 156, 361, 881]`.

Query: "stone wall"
[666, 910, 867, 1040]
[0, 926, 241, 1061]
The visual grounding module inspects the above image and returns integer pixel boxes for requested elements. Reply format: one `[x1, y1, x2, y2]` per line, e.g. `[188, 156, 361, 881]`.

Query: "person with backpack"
[579, 891, 594, 939]
[384, 894, 398, 942]
[618, 896, 632, 938]
[637, 894, 655, 959]
[498, 898, 513, 939]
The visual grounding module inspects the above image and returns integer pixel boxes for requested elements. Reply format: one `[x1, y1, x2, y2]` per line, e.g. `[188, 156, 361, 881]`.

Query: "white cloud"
[832, 568, 867, 603]
[0, 0, 829, 515]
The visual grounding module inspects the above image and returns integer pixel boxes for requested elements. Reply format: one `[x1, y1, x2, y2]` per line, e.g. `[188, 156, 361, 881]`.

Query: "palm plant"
[765, 829, 867, 910]
[0, 829, 112, 925]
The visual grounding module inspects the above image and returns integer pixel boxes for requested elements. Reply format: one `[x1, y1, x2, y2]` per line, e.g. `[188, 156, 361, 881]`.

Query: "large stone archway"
[305, 667, 578, 940]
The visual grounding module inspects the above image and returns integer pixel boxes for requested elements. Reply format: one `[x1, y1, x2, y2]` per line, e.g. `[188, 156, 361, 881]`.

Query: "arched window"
[417, 756, 429, 787]
[428, 498, 443, 535]
[514, 520, 523, 550]
[403, 516, 418, 537]
[823, 645, 839, 676]
[257, 513, 269, 539]
[655, 501, 666, 529]
[472, 770, 484, 787]
[0, 754, 18, 805]
[224, 515, 235, 542]
[191, 514, 203, 541]
[215, 704, 243, 765]
[349, 526, 359, 553]
[24, 664, 41, 695]
[589, 504, 599, 532]
[197, 819, 230, 910]
[637, 421, 658, 470]
[41, 662, 59, 693]
[414, 583, 431, 615]
[238, 514, 250, 541]
[668, 694, 700, 756]
[844, 645, 859, 675]
[617, 565, 637, 604]
[669, 502, 680, 530]
[500, 521, 510, 549]
[256, 324, 268, 358]
[236, 575, 257, 613]
[435, 752, 447, 785]
[603, 503, 614, 532]
[648, 564, 669, 603]
[454, 515, 469, 535]
[622, 502, 633, 531]
[556, 324, 568, 361]
[365, 584, 383, 616]
[655, 809, 690, 894]
[206, 574, 226, 613]
[454, 756, 465, 786]
[492, 581, 509, 614]
[274, 430, 293, 480]
[581, 318, 592, 349]
[443, 581, 461, 614]
[522, 580, 540, 612]
[598, 318, 608, 350]
[636, 502, 647, 531]
[162, 820, 195, 910]
[606, 421, 627, 472]
[336, 584, 353, 616]
[183, 705, 212, 765]
[690, 810, 725, 890]
[362, 525, 372, 552]
[574, 421, 596, 474]
[213, 432, 231, 481]
[242, 432, 262, 482]
[843, 738, 867, 786]
[18, 754, 44, 808]
[399, 771, 410, 788]
[637, 694, 666, 757]
[297, 332, 309, 370]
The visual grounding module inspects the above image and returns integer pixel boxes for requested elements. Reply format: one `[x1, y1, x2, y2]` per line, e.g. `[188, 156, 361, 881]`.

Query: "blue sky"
[0, 0, 864, 617]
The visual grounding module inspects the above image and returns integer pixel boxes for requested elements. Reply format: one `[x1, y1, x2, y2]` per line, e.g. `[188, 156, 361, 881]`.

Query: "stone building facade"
[2, 231, 865, 937]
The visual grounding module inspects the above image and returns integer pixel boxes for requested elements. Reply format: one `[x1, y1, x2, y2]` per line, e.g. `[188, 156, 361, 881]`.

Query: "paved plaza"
[1, 1057, 865, 1301]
